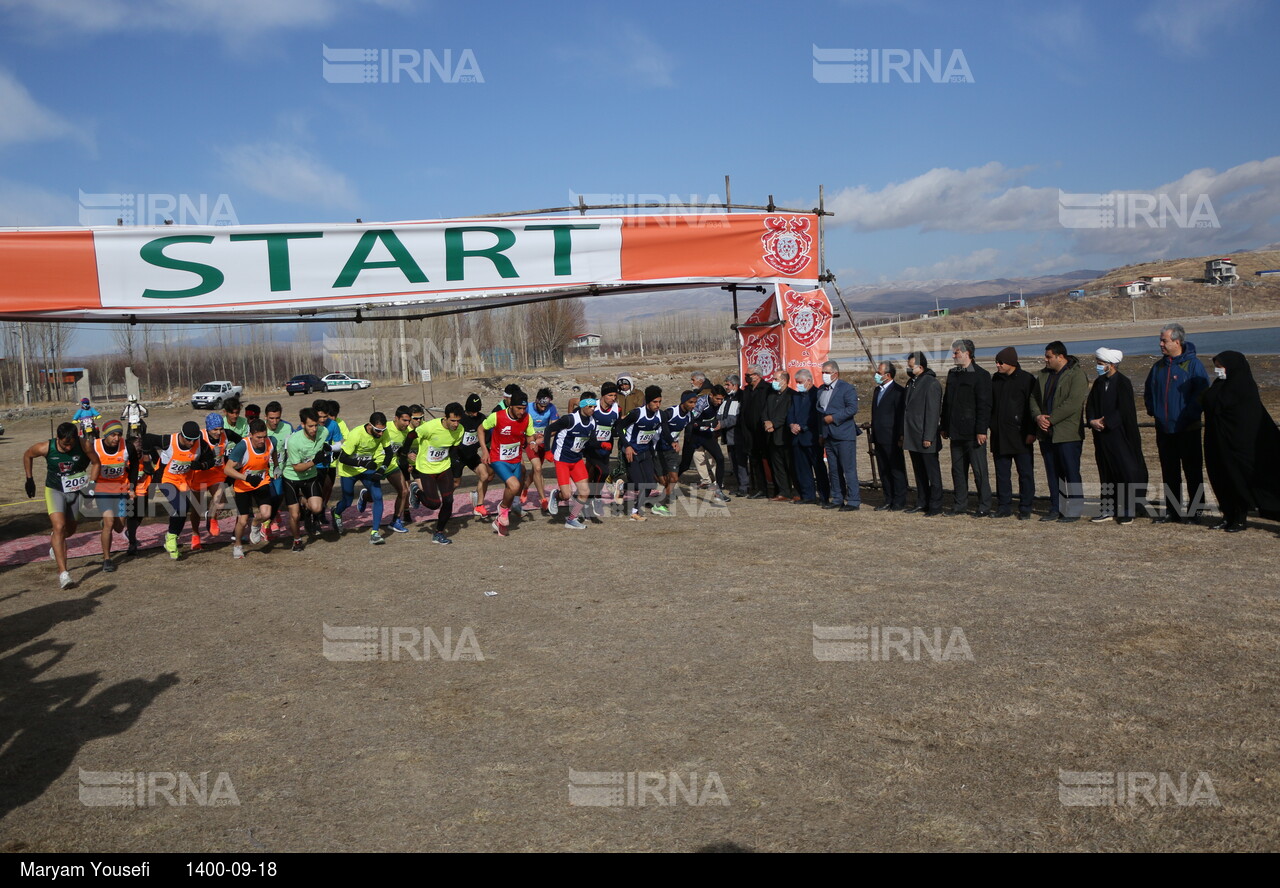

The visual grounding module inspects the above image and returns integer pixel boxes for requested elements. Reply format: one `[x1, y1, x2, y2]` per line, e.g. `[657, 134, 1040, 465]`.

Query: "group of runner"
[23, 379, 723, 589]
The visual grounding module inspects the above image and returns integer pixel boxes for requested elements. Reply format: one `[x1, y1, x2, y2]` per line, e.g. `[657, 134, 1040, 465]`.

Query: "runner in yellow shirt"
[404, 402, 464, 544]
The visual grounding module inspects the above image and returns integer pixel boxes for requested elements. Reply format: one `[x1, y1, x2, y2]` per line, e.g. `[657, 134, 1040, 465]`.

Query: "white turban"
[1096, 347, 1123, 365]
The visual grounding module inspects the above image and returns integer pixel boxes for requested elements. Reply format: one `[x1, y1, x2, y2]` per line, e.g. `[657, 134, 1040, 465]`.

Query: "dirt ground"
[1, 355, 1278, 852]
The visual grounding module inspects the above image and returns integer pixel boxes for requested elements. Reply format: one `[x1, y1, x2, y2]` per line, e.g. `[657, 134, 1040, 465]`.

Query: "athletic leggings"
[417, 470, 455, 533]
[336, 472, 384, 532]
[158, 483, 195, 535]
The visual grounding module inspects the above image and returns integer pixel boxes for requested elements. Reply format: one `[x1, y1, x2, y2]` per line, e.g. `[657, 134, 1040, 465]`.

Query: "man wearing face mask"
[940, 339, 993, 517]
[867, 361, 907, 511]
[787, 368, 830, 505]
[817, 360, 861, 511]
[719, 375, 749, 496]
[741, 366, 772, 498]
[902, 352, 943, 516]
[763, 371, 795, 501]
[1086, 348, 1148, 524]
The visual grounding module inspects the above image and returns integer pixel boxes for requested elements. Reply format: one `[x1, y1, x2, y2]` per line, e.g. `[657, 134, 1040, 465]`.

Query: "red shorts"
[526, 443, 544, 461]
[554, 459, 588, 487]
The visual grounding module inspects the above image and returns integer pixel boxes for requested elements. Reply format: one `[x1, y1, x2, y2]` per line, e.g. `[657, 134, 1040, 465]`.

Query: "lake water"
[833, 325, 1280, 364]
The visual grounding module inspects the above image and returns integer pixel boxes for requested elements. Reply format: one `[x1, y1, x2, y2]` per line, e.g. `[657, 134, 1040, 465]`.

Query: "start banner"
[738, 283, 833, 387]
[0, 212, 820, 320]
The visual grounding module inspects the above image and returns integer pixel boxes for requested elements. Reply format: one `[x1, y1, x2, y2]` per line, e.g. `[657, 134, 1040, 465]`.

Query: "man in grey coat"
[902, 351, 944, 516]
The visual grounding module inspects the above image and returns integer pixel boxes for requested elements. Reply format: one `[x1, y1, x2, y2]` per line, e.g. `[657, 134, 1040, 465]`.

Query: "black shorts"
[626, 450, 657, 486]
[283, 476, 321, 506]
[451, 449, 482, 477]
[655, 448, 679, 476]
[234, 487, 273, 513]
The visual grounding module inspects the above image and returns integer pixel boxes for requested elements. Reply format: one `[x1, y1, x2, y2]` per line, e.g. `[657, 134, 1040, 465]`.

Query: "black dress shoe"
[795, 498, 818, 505]
[972, 509, 991, 518]
[838, 504, 860, 511]
[1039, 511, 1061, 522]
[903, 506, 924, 514]
[992, 509, 1012, 518]
[923, 509, 943, 517]
[1016, 512, 1031, 521]
[1152, 514, 1182, 524]
[747, 492, 767, 500]
[1056, 515, 1081, 523]
[889, 505, 905, 512]
[1225, 522, 1247, 533]
[944, 508, 965, 516]
[874, 504, 892, 512]
[821, 502, 840, 510]
[1209, 520, 1229, 530]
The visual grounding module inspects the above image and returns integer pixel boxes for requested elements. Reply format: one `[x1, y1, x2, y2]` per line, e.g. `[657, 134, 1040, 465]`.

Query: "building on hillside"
[1256, 269, 1280, 278]
[997, 297, 1026, 310]
[1116, 281, 1149, 298]
[569, 333, 601, 351]
[1068, 288, 1087, 300]
[1140, 274, 1172, 283]
[927, 307, 950, 318]
[1205, 258, 1238, 285]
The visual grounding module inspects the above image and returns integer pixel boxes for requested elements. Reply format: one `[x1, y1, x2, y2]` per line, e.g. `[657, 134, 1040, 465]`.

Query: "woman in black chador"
[1086, 348, 1148, 523]
[1202, 350, 1280, 532]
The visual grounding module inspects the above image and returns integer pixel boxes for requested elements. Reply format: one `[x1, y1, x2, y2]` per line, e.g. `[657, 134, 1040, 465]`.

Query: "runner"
[405, 402, 464, 544]
[223, 419, 277, 559]
[333, 412, 390, 545]
[124, 424, 164, 556]
[678, 385, 731, 505]
[262, 401, 293, 538]
[653, 390, 698, 516]
[522, 387, 558, 513]
[542, 392, 598, 529]
[221, 397, 249, 445]
[362, 405, 411, 534]
[191, 413, 230, 545]
[451, 394, 496, 518]
[72, 397, 101, 439]
[90, 419, 133, 572]
[478, 390, 536, 537]
[157, 421, 212, 560]
[282, 407, 330, 552]
[584, 382, 620, 518]
[22, 422, 96, 589]
[312, 399, 343, 526]
[615, 385, 664, 521]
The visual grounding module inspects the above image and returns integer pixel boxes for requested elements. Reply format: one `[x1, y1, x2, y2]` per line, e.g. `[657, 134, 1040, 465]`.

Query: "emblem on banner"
[760, 216, 813, 275]
[743, 331, 781, 379]
[783, 289, 829, 349]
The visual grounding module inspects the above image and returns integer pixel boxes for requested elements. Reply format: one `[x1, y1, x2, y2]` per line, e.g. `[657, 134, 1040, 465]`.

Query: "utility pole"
[18, 323, 30, 407]
[398, 317, 409, 384]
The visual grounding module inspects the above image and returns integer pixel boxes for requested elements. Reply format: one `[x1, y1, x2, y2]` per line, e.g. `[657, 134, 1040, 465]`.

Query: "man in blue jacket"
[787, 368, 830, 505]
[817, 360, 861, 511]
[1144, 324, 1210, 523]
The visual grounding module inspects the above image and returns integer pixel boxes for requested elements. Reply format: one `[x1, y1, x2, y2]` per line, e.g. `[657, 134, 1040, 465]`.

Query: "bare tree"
[526, 298, 584, 368]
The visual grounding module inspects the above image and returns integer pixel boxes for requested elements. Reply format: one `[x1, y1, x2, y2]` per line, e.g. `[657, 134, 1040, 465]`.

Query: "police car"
[320, 372, 372, 392]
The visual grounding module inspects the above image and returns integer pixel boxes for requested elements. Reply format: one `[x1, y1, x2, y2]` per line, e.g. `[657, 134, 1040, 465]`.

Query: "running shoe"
[547, 491, 559, 516]
[190, 533, 202, 552]
[59, 571, 74, 590]
[697, 481, 712, 490]
[101, 558, 117, 573]
[249, 525, 263, 545]
[564, 517, 585, 530]
[493, 519, 508, 537]
[163, 533, 180, 560]
[473, 504, 491, 520]
[391, 518, 408, 534]
[431, 531, 452, 545]
[331, 510, 344, 534]
[628, 511, 646, 522]
[232, 545, 245, 560]
[511, 500, 524, 519]
[369, 530, 385, 545]
[208, 517, 220, 536]
[291, 538, 305, 553]
[126, 541, 139, 556]
[410, 483, 423, 508]
[260, 523, 272, 543]
[498, 507, 510, 528]
[652, 504, 671, 517]
[358, 488, 370, 514]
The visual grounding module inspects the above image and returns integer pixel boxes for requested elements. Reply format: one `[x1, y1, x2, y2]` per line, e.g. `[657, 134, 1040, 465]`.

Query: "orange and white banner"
[738, 283, 833, 386]
[0, 212, 819, 320]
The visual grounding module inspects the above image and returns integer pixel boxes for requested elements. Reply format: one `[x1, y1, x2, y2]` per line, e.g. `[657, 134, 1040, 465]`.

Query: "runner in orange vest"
[158, 421, 211, 560]
[224, 419, 276, 559]
[191, 413, 230, 545]
[91, 419, 133, 573]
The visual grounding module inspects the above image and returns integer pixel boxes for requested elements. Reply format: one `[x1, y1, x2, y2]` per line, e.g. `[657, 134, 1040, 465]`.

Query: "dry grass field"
[1, 352, 1278, 852]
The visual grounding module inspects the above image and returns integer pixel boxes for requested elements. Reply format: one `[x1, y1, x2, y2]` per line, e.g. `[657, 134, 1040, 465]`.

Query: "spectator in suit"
[940, 339, 993, 517]
[867, 361, 907, 510]
[903, 351, 943, 516]
[742, 366, 771, 499]
[719, 375, 748, 496]
[989, 347, 1037, 519]
[787, 368, 830, 505]
[817, 360, 861, 511]
[1030, 341, 1088, 522]
[763, 371, 794, 501]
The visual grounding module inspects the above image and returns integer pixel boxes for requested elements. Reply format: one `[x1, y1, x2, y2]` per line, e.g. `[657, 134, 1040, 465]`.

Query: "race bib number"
[61, 473, 88, 493]
[636, 430, 655, 445]
[427, 446, 450, 463]
[169, 460, 191, 475]
[570, 437, 586, 453]
[462, 431, 478, 446]
[595, 427, 612, 441]
[101, 464, 126, 479]
[498, 442, 521, 461]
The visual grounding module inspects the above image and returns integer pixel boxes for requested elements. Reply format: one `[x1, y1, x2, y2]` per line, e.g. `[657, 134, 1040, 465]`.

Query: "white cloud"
[1135, 0, 1256, 55]
[220, 142, 360, 211]
[827, 162, 1054, 233]
[0, 178, 78, 226]
[0, 0, 410, 41]
[557, 22, 676, 88]
[0, 69, 92, 150]
[901, 248, 1002, 281]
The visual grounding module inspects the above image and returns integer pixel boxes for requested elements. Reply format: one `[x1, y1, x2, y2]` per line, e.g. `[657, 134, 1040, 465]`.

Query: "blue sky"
[1, 0, 1278, 292]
